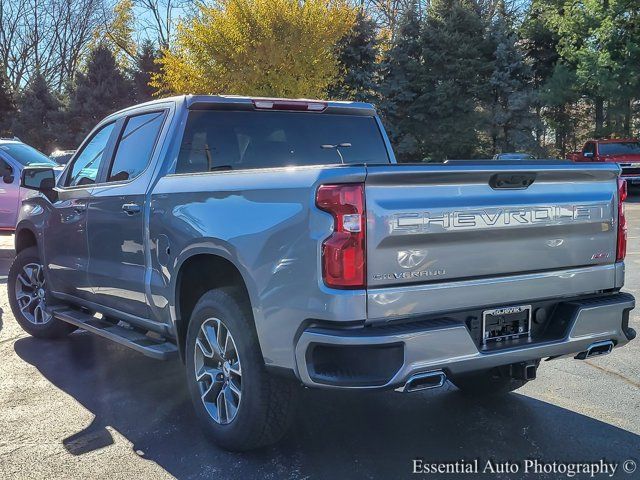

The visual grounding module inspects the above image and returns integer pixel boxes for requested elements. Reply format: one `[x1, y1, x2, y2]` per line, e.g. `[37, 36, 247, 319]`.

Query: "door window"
[107, 111, 166, 182]
[583, 142, 596, 156]
[0, 159, 13, 178]
[66, 123, 116, 187]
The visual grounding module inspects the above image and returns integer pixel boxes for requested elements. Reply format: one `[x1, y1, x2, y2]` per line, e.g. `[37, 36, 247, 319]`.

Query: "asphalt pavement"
[0, 199, 639, 480]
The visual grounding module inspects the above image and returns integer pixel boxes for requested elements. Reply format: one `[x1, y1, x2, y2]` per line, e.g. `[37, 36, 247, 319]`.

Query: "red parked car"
[568, 138, 640, 184]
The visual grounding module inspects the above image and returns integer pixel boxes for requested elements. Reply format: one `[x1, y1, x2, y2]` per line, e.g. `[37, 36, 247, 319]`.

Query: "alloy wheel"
[15, 262, 52, 325]
[194, 317, 242, 424]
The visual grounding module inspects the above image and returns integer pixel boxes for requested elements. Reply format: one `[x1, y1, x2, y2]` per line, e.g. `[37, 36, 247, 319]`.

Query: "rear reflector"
[316, 184, 366, 289]
[617, 177, 627, 261]
[252, 99, 327, 112]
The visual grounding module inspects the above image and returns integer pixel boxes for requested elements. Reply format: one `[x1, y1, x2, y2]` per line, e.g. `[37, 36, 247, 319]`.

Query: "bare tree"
[0, 0, 104, 91]
[133, 0, 191, 48]
[363, 0, 429, 42]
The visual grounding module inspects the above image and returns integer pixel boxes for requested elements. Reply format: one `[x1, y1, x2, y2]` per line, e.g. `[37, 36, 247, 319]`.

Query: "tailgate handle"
[490, 173, 536, 190]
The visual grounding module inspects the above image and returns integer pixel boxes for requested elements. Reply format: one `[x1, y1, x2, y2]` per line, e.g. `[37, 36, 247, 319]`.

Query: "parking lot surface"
[0, 200, 639, 480]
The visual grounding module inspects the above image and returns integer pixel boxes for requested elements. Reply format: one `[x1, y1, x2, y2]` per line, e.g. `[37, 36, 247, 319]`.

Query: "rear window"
[599, 142, 640, 156]
[175, 111, 389, 173]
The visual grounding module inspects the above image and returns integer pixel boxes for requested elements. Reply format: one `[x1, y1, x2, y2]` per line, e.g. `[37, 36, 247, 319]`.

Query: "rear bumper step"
[53, 308, 178, 360]
[295, 292, 635, 389]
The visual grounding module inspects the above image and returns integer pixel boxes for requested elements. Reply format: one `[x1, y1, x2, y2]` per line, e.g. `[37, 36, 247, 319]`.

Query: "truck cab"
[569, 139, 640, 184]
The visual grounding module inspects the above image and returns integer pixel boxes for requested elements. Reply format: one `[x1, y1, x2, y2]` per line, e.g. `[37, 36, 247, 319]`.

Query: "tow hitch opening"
[512, 361, 538, 381]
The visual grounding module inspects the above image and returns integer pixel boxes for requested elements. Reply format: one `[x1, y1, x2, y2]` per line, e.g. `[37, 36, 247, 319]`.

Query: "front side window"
[108, 111, 166, 182]
[66, 123, 116, 187]
[583, 143, 596, 155]
[175, 111, 390, 174]
[0, 159, 12, 177]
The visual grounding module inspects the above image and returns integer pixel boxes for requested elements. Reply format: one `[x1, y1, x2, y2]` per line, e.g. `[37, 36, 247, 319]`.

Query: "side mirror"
[21, 167, 57, 201]
[583, 151, 594, 158]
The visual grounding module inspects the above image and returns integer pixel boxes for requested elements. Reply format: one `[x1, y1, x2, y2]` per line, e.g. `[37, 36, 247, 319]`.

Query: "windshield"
[599, 142, 640, 156]
[0, 143, 58, 166]
[176, 111, 390, 173]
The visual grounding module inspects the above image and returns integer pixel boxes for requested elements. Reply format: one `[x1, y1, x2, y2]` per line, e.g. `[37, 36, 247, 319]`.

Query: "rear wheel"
[185, 287, 297, 451]
[449, 368, 530, 396]
[8, 246, 76, 339]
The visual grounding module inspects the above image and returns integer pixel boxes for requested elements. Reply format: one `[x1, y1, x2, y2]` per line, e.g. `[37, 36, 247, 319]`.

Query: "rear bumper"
[294, 292, 635, 389]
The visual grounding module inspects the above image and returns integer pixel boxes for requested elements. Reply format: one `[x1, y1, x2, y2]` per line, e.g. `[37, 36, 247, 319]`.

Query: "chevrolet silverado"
[9, 96, 636, 451]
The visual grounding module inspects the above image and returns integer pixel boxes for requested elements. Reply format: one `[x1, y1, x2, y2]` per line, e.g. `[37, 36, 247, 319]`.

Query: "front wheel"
[8, 246, 76, 339]
[185, 287, 297, 451]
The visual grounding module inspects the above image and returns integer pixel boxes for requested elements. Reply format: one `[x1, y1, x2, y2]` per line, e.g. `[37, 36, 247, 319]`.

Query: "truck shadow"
[14, 335, 640, 480]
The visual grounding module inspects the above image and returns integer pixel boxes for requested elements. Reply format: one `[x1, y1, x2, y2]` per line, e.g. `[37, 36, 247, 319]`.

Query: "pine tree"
[487, 11, 537, 154]
[414, 0, 493, 160]
[11, 73, 62, 152]
[539, 63, 579, 157]
[65, 44, 134, 146]
[519, 0, 561, 150]
[133, 40, 161, 102]
[328, 10, 379, 102]
[378, 2, 423, 161]
[0, 67, 15, 136]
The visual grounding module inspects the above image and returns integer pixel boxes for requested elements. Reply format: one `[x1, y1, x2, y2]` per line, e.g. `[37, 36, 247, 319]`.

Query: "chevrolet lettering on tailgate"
[391, 204, 611, 233]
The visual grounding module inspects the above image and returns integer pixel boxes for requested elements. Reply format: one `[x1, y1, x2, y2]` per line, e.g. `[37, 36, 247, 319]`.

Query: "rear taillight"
[316, 184, 366, 289]
[617, 177, 627, 261]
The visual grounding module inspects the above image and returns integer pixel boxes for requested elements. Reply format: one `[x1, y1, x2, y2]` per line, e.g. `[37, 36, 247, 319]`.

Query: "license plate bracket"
[482, 305, 531, 345]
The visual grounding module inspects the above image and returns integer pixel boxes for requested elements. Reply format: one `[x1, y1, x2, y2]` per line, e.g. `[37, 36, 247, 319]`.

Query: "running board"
[53, 308, 178, 360]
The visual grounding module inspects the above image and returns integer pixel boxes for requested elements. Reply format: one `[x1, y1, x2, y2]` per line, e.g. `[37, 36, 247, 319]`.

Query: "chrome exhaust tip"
[575, 340, 614, 360]
[396, 371, 446, 393]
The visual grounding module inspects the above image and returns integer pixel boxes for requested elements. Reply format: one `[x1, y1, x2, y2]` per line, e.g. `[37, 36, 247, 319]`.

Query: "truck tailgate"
[365, 163, 621, 319]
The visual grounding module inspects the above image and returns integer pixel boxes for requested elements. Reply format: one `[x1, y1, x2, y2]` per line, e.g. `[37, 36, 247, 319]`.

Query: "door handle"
[73, 203, 87, 213]
[122, 203, 141, 215]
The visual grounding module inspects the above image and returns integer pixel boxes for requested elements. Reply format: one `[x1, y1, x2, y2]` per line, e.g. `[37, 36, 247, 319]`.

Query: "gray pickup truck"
[9, 96, 636, 451]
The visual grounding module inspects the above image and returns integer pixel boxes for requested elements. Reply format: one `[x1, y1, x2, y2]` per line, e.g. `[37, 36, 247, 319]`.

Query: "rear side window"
[176, 111, 389, 173]
[108, 111, 166, 182]
[67, 122, 116, 187]
[599, 142, 640, 156]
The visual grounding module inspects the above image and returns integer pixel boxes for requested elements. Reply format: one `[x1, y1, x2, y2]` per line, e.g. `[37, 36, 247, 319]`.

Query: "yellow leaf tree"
[153, 0, 355, 98]
[93, 0, 138, 70]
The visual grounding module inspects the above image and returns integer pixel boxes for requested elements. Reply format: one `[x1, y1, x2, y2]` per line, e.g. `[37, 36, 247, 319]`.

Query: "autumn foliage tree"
[154, 0, 356, 98]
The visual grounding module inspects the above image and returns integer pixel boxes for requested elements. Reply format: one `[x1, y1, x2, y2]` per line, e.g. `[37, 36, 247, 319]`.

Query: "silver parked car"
[0, 138, 60, 231]
[49, 149, 76, 165]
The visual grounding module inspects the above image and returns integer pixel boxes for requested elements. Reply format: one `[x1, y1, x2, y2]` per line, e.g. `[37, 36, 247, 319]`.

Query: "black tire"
[8, 246, 76, 339]
[185, 287, 297, 451]
[449, 368, 529, 396]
